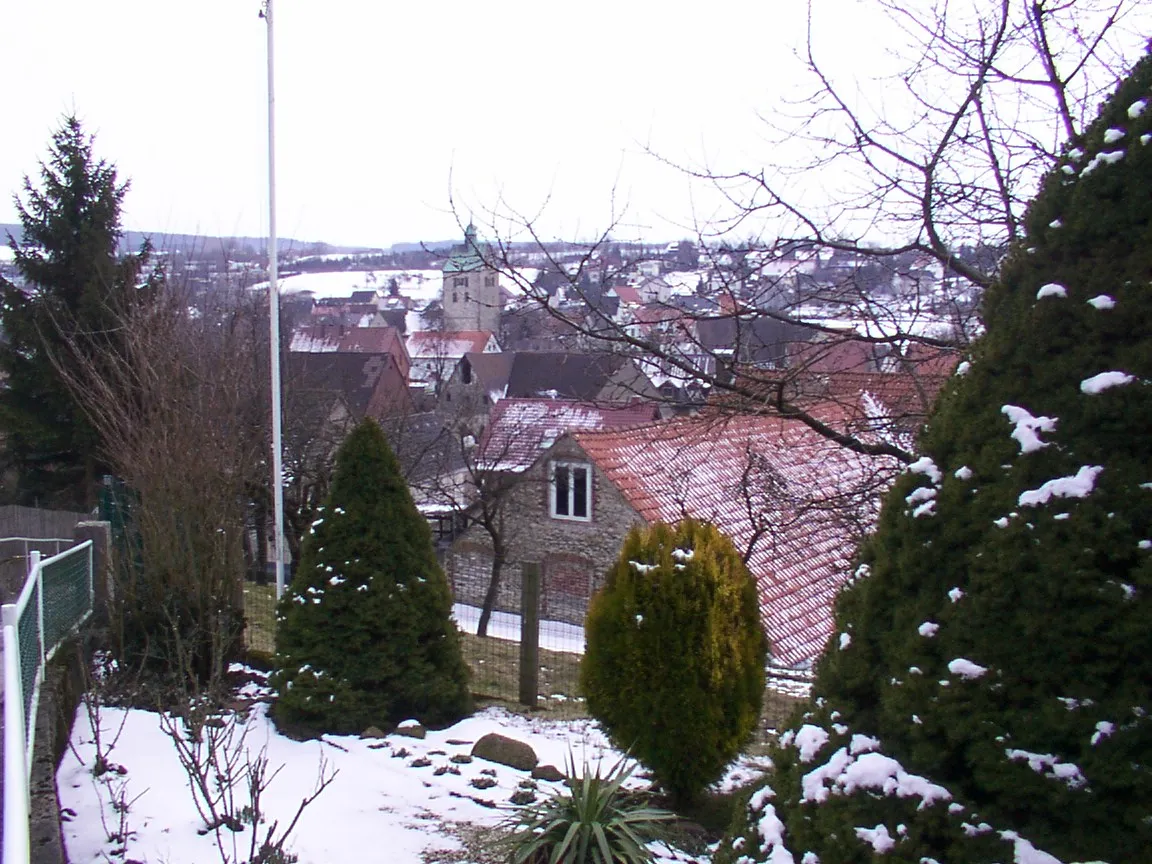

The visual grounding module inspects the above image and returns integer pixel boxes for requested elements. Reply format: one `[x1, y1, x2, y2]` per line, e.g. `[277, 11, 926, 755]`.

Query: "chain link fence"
[3, 541, 94, 864]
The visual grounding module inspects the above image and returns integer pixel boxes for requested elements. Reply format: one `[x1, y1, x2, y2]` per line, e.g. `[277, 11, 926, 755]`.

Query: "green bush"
[496, 753, 675, 864]
[719, 51, 1152, 864]
[270, 418, 471, 735]
[580, 519, 768, 805]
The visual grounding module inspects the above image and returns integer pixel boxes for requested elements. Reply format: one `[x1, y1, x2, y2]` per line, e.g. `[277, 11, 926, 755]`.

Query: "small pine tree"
[719, 51, 1152, 864]
[581, 519, 767, 805]
[271, 418, 471, 735]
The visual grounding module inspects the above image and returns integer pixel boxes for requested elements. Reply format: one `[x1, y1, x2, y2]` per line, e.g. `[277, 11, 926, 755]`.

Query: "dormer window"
[551, 461, 591, 521]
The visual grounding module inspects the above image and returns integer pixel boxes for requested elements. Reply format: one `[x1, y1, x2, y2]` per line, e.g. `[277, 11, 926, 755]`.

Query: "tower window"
[484, 276, 496, 287]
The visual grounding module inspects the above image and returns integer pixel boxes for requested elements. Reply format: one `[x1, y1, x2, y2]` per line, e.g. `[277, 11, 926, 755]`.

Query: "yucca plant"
[496, 753, 676, 864]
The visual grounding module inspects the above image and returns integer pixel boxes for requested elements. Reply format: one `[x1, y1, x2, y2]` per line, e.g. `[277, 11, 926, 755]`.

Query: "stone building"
[446, 410, 902, 670]
[441, 223, 503, 333]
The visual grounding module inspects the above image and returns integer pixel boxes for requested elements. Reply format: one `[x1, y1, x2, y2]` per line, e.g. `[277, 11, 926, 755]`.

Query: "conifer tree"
[271, 418, 471, 735]
[0, 115, 152, 509]
[720, 52, 1152, 864]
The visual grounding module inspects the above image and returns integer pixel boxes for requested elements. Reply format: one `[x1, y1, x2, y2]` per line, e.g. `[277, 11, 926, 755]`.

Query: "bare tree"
[460, 0, 1149, 464]
[54, 274, 266, 679]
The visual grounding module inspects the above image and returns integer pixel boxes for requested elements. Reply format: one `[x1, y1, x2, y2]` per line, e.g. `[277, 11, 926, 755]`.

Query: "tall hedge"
[581, 519, 768, 805]
[271, 418, 471, 735]
[719, 52, 1152, 864]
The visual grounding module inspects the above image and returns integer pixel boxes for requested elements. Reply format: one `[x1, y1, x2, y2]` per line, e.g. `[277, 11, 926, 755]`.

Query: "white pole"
[265, 0, 287, 600]
[3, 607, 31, 864]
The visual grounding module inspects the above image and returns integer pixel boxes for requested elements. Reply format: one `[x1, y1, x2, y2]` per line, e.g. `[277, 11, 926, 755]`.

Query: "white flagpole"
[264, 0, 287, 599]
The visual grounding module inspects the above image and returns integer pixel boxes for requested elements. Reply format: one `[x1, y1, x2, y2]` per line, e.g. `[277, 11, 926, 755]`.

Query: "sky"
[2, 1, 1149, 250]
[0, 0, 858, 249]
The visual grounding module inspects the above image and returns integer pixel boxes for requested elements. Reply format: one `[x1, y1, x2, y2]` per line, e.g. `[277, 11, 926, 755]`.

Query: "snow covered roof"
[290, 324, 407, 365]
[478, 398, 660, 473]
[573, 413, 902, 668]
[406, 330, 499, 359]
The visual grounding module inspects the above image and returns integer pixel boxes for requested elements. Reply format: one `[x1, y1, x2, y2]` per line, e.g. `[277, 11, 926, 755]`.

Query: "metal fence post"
[518, 562, 541, 709]
[3, 605, 31, 864]
[30, 550, 45, 684]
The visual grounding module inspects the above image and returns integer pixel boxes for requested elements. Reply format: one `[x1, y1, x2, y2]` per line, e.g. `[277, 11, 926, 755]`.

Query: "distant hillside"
[0, 224, 380, 258]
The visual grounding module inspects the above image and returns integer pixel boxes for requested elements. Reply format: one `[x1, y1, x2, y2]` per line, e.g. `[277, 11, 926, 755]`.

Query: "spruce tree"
[0, 116, 151, 509]
[271, 418, 471, 735]
[581, 519, 767, 805]
[720, 53, 1152, 863]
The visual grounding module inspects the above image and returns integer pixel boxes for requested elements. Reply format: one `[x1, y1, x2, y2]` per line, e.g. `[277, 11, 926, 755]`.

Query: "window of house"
[550, 461, 591, 521]
[464, 291, 470, 302]
[484, 276, 496, 287]
[451, 292, 458, 303]
[454, 277, 469, 288]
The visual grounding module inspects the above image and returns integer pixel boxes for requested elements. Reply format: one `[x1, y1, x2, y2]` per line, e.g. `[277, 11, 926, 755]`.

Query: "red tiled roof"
[574, 413, 901, 668]
[479, 398, 660, 473]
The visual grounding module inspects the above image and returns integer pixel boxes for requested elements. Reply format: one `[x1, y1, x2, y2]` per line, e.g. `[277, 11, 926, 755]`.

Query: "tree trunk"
[476, 535, 505, 638]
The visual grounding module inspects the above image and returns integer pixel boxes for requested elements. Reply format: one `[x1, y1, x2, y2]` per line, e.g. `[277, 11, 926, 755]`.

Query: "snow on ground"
[58, 668, 733, 864]
[260, 268, 537, 304]
[452, 603, 586, 654]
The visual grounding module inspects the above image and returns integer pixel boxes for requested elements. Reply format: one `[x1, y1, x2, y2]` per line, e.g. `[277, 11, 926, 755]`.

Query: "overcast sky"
[2, 2, 1148, 250]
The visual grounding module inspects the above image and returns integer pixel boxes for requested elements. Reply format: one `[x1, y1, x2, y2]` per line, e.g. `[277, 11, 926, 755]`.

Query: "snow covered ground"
[57, 668, 757, 863]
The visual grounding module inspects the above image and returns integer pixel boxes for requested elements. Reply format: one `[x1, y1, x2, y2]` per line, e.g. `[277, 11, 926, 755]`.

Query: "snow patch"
[918, 622, 940, 638]
[948, 587, 964, 603]
[1081, 149, 1125, 175]
[955, 361, 971, 376]
[1086, 294, 1115, 310]
[1001, 405, 1057, 453]
[793, 725, 830, 763]
[1018, 465, 1103, 507]
[999, 830, 1063, 864]
[1005, 749, 1087, 789]
[954, 466, 973, 480]
[907, 456, 943, 484]
[1130, 99, 1148, 118]
[948, 658, 988, 679]
[1035, 283, 1067, 300]
[839, 632, 851, 650]
[1091, 721, 1114, 746]
[853, 825, 895, 854]
[1080, 371, 1135, 394]
[1103, 127, 1126, 143]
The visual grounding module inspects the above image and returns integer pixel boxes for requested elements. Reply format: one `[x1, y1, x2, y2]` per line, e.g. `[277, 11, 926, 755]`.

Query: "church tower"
[441, 223, 502, 333]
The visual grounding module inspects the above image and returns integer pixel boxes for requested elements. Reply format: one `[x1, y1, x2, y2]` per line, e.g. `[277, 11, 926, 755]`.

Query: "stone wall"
[445, 437, 645, 625]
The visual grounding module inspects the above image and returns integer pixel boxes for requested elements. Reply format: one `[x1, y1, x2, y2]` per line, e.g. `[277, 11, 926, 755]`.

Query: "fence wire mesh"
[40, 545, 91, 653]
[16, 579, 42, 728]
[243, 579, 278, 655]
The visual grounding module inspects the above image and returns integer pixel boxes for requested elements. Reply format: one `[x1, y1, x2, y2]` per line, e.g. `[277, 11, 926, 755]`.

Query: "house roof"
[505, 352, 634, 401]
[609, 285, 643, 305]
[460, 351, 516, 392]
[407, 330, 498, 359]
[291, 324, 407, 361]
[478, 398, 660, 473]
[572, 413, 901, 668]
[285, 351, 410, 424]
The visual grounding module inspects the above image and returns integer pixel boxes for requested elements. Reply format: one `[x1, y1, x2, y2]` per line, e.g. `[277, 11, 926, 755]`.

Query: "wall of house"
[444, 437, 644, 626]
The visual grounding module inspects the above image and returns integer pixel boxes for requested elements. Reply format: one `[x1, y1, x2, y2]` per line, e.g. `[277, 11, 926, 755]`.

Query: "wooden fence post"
[518, 562, 541, 709]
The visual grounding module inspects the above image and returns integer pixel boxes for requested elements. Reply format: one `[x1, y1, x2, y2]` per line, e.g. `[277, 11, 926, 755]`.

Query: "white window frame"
[550, 461, 592, 522]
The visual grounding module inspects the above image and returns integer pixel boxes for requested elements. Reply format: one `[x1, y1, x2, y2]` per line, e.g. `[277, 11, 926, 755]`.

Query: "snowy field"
[56, 668, 763, 864]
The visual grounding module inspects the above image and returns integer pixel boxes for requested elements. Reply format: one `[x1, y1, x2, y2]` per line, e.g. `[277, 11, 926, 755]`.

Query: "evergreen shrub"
[271, 418, 471, 735]
[580, 519, 768, 805]
[718, 51, 1152, 864]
